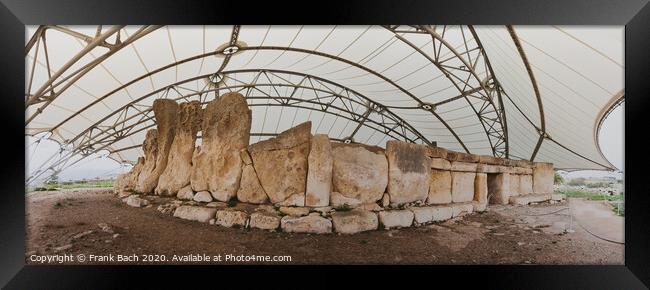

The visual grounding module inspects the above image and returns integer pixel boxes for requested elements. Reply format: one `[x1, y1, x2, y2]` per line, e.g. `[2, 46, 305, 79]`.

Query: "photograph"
[23, 25, 625, 266]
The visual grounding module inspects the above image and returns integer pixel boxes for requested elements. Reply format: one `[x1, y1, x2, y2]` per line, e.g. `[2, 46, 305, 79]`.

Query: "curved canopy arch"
[25, 25, 623, 183]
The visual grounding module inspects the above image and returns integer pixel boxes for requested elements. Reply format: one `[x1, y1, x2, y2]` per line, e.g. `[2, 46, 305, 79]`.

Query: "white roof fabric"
[25, 25, 622, 173]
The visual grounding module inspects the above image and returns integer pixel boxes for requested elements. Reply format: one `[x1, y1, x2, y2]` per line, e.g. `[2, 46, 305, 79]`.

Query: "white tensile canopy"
[25, 25, 623, 181]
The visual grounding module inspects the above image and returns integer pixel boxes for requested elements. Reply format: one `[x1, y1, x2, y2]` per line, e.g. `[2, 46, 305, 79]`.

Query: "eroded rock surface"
[305, 134, 332, 207]
[248, 122, 311, 204]
[137, 99, 179, 193]
[114, 157, 145, 197]
[331, 143, 387, 203]
[386, 141, 431, 205]
[190, 93, 252, 201]
[156, 101, 202, 196]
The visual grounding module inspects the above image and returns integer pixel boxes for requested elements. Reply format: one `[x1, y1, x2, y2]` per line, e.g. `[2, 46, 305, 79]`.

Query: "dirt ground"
[25, 188, 624, 265]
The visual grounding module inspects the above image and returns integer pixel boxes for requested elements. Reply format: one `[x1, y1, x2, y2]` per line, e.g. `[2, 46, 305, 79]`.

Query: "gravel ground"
[25, 188, 623, 265]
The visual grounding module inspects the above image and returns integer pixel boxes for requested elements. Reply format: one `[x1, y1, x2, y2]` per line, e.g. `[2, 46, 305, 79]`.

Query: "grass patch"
[558, 190, 624, 216]
[35, 180, 114, 192]
[227, 199, 237, 208]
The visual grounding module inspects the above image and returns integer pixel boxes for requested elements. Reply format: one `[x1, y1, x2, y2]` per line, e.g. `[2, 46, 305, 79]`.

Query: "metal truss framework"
[26, 25, 513, 183]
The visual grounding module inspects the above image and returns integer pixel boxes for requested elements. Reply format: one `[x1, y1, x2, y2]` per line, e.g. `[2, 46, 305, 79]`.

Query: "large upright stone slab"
[156, 101, 203, 196]
[488, 173, 510, 205]
[236, 163, 269, 204]
[474, 173, 488, 204]
[427, 169, 452, 204]
[331, 143, 388, 203]
[533, 162, 554, 194]
[190, 93, 252, 201]
[248, 122, 311, 204]
[386, 140, 431, 206]
[509, 174, 521, 197]
[451, 171, 476, 203]
[136, 99, 178, 194]
[114, 157, 145, 197]
[519, 174, 533, 195]
[305, 134, 332, 207]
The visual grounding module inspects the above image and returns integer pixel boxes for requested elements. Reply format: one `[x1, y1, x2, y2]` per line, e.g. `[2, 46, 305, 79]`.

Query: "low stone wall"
[115, 92, 556, 234]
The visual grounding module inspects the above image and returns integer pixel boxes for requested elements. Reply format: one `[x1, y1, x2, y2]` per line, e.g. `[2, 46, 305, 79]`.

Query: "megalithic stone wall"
[136, 99, 179, 194]
[190, 92, 251, 201]
[116, 92, 558, 234]
[114, 156, 144, 197]
[156, 101, 203, 196]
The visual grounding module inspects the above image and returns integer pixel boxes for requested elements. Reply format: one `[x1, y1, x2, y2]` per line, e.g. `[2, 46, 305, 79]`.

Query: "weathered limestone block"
[473, 201, 487, 212]
[379, 210, 414, 229]
[330, 191, 362, 208]
[451, 202, 474, 217]
[276, 192, 305, 207]
[509, 193, 552, 205]
[430, 158, 451, 170]
[386, 141, 431, 205]
[478, 155, 508, 165]
[177, 185, 195, 200]
[446, 151, 479, 163]
[135, 129, 158, 193]
[279, 206, 310, 217]
[249, 211, 281, 230]
[190, 92, 252, 201]
[427, 170, 452, 204]
[114, 157, 145, 197]
[306, 134, 333, 207]
[156, 101, 202, 196]
[533, 162, 554, 194]
[451, 171, 476, 203]
[123, 195, 149, 208]
[513, 159, 534, 168]
[357, 203, 382, 212]
[410, 206, 454, 223]
[193, 191, 213, 202]
[216, 209, 249, 228]
[450, 161, 478, 172]
[236, 164, 269, 204]
[476, 163, 500, 174]
[248, 122, 311, 204]
[331, 209, 378, 234]
[280, 215, 332, 234]
[474, 173, 488, 204]
[512, 167, 533, 175]
[425, 146, 448, 159]
[488, 173, 511, 205]
[173, 206, 218, 223]
[137, 99, 179, 194]
[331, 143, 388, 203]
[509, 174, 521, 197]
[519, 174, 533, 195]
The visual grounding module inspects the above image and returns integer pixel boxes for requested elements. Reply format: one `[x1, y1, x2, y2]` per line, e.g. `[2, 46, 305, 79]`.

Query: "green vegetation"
[554, 172, 564, 185]
[567, 177, 586, 186]
[31, 180, 114, 192]
[558, 190, 624, 216]
[227, 198, 237, 208]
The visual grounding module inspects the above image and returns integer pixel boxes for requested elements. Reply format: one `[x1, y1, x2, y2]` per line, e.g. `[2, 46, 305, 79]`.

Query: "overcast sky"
[26, 102, 624, 184]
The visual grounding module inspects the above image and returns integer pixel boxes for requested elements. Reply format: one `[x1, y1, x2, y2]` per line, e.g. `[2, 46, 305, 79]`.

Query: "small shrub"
[378, 223, 385, 230]
[232, 224, 241, 229]
[227, 199, 237, 208]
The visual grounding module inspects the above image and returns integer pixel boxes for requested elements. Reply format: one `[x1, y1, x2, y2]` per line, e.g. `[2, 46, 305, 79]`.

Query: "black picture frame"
[1, 0, 648, 288]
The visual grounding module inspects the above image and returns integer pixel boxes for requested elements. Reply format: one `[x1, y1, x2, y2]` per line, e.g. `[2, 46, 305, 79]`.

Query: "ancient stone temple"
[115, 92, 556, 235]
